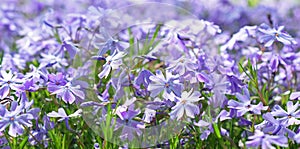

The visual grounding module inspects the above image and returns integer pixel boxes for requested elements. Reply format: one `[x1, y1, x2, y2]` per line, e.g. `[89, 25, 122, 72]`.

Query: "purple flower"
[47, 73, 67, 88]
[49, 82, 85, 104]
[115, 104, 145, 141]
[134, 69, 153, 89]
[194, 110, 231, 140]
[271, 101, 300, 126]
[23, 79, 40, 92]
[258, 23, 297, 47]
[257, 113, 296, 139]
[170, 89, 202, 120]
[227, 88, 268, 117]
[29, 116, 54, 147]
[246, 130, 288, 149]
[0, 70, 24, 99]
[47, 108, 82, 130]
[94, 143, 100, 149]
[0, 101, 39, 137]
[59, 40, 79, 59]
[95, 51, 127, 79]
[148, 70, 182, 99]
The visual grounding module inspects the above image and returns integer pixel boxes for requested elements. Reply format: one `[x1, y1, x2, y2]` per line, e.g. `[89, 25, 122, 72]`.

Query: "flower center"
[165, 83, 170, 88]
[107, 60, 112, 65]
[10, 117, 14, 121]
[246, 105, 251, 109]
[288, 114, 292, 118]
[103, 54, 109, 58]
[179, 59, 184, 63]
[275, 33, 279, 37]
[7, 81, 11, 84]
[181, 99, 187, 104]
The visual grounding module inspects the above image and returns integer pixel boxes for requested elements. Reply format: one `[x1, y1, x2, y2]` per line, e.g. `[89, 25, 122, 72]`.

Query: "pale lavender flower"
[290, 91, 300, 100]
[271, 101, 300, 126]
[47, 108, 82, 130]
[0, 101, 39, 137]
[24, 65, 48, 82]
[220, 25, 257, 51]
[198, 72, 229, 108]
[1, 53, 27, 71]
[258, 23, 297, 47]
[294, 131, 300, 144]
[170, 89, 202, 120]
[228, 88, 268, 117]
[0, 70, 24, 99]
[246, 130, 288, 149]
[148, 70, 182, 100]
[142, 108, 156, 123]
[95, 51, 127, 79]
[39, 52, 68, 69]
[167, 56, 198, 76]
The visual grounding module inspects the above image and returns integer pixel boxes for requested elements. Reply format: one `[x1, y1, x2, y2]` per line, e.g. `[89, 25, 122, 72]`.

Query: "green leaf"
[213, 123, 222, 139]
[248, 0, 259, 7]
[20, 136, 28, 149]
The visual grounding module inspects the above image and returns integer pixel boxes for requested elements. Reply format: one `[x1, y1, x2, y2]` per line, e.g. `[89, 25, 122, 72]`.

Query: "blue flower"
[258, 23, 297, 47]
[227, 88, 268, 117]
[246, 130, 288, 149]
[255, 113, 296, 140]
[59, 41, 79, 59]
[29, 116, 54, 147]
[148, 70, 182, 100]
[271, 101, 300, 126]
[0, 100, 39, 137]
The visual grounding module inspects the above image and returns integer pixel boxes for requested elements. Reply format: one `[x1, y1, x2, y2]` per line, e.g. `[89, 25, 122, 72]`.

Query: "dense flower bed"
[1, 0, 300, 148]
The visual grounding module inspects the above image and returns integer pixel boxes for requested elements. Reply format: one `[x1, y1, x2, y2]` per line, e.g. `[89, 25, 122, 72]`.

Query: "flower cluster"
[0, 0, 300, 148]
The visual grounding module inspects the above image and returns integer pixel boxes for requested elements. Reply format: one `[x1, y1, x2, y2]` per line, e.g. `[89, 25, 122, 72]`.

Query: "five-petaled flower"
[0, 70, 24, 99]
[148, 70, 182, 100]
[271, 101, 300, 126]
[47, 108, 82, 130]
[170, 89, 202, 120]
[49, 82, 85, 104]
[228, 88, 268, 117]
[0, 101, 39, 137]
[246, 130, 288, 149]
[94, 51, 127, 79]
[258, 23, 297, 47]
